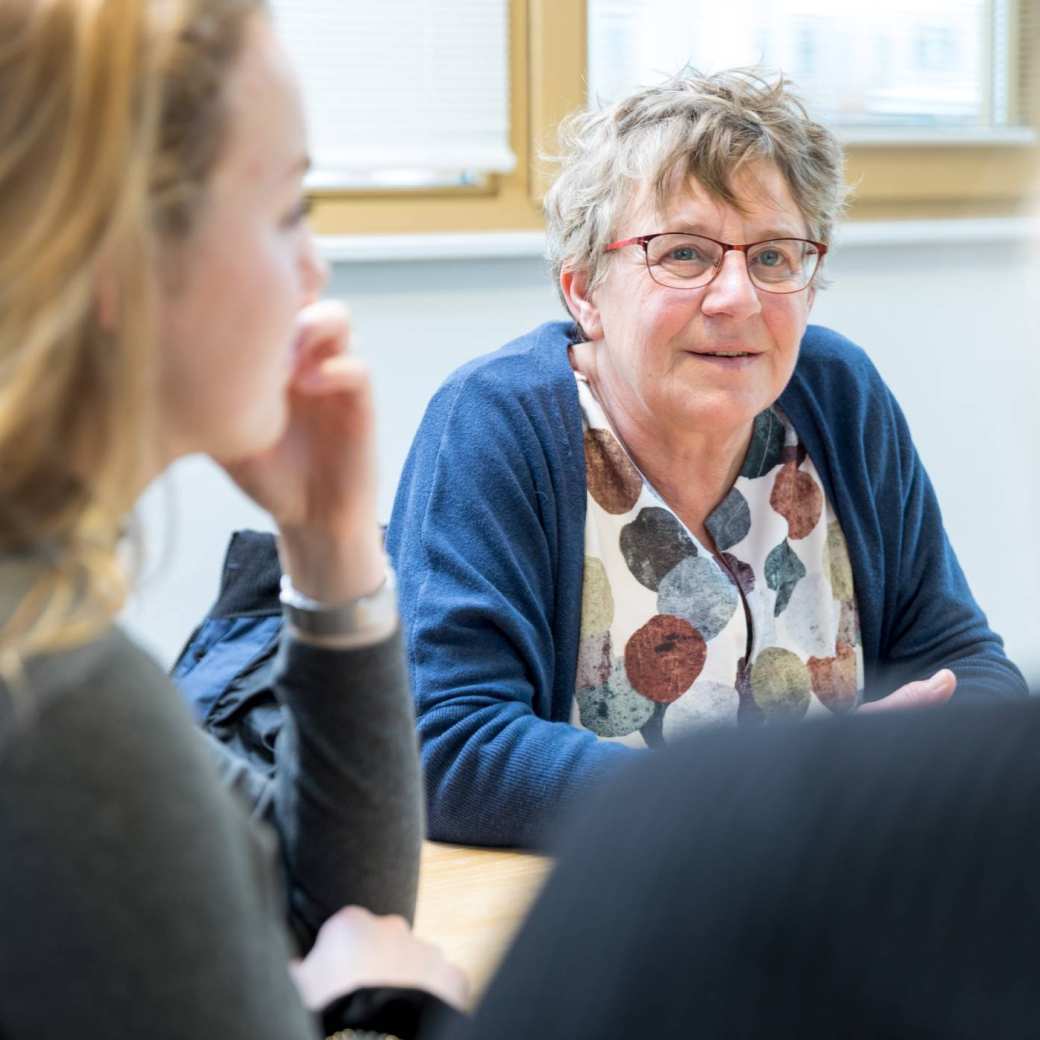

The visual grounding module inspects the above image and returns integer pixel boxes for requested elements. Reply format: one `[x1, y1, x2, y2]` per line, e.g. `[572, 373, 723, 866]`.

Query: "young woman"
[0, 0, 463, 1035]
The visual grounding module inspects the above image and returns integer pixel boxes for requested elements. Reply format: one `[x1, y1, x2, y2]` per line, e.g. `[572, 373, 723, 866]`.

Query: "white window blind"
[588, 0, 1030, 140]
[270, 0, 515, 189]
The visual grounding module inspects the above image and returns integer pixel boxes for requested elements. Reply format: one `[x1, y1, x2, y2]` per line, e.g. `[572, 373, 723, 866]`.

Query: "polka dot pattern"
[705, 487, 751, 550]
[739, 409, 786, 478]
[585, 429, 642, 514]
[770, 463, 823, 540]
[838, 598, 861, 649]
[765, 539, 806, 617]
[572, 377, 864, 745]
[575, 631, 613, 689]
[657, 555, 739, 642]
[664, 680, 740, 736]
[620, 507, 697, 591]
[720, 553, 755, 596]
[750, 647, 812, 720]
[808, 643, 858, 714]
[579, 556, 614, 638]
[826, 521, 855, 602]
[575, 657, 655, 737]
[625, 615, 706, 703]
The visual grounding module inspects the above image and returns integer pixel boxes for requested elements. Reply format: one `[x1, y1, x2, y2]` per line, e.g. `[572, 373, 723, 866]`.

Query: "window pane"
[270, 0, 514, 190]
[588, 0, 1014, 132]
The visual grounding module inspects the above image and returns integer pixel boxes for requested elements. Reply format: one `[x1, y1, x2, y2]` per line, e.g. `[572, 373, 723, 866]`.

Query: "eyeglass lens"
[645, 233, 821, 292]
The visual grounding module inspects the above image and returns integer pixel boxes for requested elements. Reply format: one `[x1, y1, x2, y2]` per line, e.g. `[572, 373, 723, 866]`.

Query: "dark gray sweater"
[0, 622, 421, 1038]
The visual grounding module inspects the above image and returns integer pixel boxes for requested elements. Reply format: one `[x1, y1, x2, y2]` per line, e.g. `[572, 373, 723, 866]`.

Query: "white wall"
[125, 229, 1040, 687]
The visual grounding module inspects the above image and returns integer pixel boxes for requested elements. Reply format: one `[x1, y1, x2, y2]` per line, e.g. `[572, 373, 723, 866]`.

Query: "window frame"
[308, 0, 1039, 236]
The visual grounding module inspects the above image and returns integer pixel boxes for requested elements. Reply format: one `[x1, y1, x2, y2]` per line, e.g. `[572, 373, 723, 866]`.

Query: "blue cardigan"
[386, 321, 1026, 847]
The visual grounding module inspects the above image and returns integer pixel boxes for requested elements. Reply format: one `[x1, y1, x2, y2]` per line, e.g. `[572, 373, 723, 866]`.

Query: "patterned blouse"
[571, 372, 864, 747]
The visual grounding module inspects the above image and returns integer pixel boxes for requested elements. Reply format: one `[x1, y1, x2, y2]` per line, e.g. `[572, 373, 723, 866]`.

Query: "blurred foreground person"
[453, 700, 1040, 1039]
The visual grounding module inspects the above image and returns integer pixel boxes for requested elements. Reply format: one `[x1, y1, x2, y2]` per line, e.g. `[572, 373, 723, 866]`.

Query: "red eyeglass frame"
[604, 232, 829, 293]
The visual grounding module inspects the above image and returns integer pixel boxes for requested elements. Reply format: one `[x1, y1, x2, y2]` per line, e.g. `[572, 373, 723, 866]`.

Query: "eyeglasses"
[605, 232, 828, 294]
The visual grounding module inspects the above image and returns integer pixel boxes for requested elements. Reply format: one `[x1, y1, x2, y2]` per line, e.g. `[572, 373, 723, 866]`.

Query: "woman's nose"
[700, 249, 761, 319]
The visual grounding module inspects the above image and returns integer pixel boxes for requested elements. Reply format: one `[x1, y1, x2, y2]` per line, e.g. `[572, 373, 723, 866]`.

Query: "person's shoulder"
[414, 320, 582, 452]
[1, 628, 199, 774]
[780, 325, 910, 457]
[438, 321, 578, 400]
[0, 629, 124, 745]
[0, 626, 255, 887]
[785, 324, 893, 424]
[795, 324, 880, 385]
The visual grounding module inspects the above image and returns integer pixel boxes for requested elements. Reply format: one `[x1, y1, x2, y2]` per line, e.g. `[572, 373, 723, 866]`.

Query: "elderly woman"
[385, 69, 1025, 848]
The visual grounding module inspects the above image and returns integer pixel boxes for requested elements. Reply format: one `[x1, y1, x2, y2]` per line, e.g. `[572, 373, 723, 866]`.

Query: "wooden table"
[413, 841, 551, 1002]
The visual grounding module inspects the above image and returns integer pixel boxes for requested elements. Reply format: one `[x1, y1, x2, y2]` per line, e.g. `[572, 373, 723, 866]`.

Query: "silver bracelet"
[279, 565, 397, 642]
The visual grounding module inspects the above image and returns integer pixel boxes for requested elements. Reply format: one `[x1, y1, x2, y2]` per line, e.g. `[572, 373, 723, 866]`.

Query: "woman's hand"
[290, 905, 470, 1013]
[858, 669, 957, 714]
[223, 300, 385, 603]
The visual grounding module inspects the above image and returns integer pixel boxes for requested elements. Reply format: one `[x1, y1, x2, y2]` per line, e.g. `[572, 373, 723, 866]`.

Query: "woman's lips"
[687, 349, 760, 368]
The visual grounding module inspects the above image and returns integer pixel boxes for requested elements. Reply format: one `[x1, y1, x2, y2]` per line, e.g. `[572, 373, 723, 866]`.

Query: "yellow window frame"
[309, 0, 1039, 236]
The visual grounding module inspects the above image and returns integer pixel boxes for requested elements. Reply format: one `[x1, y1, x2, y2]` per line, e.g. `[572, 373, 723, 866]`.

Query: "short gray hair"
[544, 68, 848, 299]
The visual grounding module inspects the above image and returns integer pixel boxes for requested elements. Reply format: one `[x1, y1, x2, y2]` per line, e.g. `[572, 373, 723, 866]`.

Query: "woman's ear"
[560, 267, 604, 341]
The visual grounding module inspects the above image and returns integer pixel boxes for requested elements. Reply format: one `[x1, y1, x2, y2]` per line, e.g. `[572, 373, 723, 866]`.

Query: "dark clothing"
[175, 529, 292, 789]
[0, 609, 421, 1037]
[451, 701, 1040, 1039]
[175, 530, 423, 931]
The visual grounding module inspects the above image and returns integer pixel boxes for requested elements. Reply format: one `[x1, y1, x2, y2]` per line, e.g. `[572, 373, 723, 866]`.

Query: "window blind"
[588, 0, 1031, 137]
[270, 0, 515, 189]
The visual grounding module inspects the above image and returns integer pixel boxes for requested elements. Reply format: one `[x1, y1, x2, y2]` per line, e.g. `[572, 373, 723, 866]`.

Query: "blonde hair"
[0, 0, 264, 664]
[545, 68, 848, 303]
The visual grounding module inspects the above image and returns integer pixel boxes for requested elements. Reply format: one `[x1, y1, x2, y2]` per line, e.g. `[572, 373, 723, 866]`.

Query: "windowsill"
[838, 127, 1037, 147]
[318, 217, 1040, 263]
[833, 216, 1040, 246]
[319, 231, 547, 262]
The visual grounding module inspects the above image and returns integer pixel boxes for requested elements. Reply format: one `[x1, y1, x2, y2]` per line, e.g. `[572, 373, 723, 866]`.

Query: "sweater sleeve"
[269, 628, 424, 949]
[0, 633, 321, 1040]
[387, 365, 635, 849]
[201, 626, 423, 946]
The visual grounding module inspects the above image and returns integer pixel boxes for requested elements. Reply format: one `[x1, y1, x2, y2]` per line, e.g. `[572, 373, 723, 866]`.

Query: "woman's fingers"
[292, 352, 370, 395]
[858, 668, 957, 714]
[291, 298, 352, 368]
[290, 905, 470, 1012]
[287, 300, 372, 404]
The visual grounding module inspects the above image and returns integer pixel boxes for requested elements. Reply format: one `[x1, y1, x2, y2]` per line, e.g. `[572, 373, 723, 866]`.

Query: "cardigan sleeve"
[387, 365, 635, 848]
